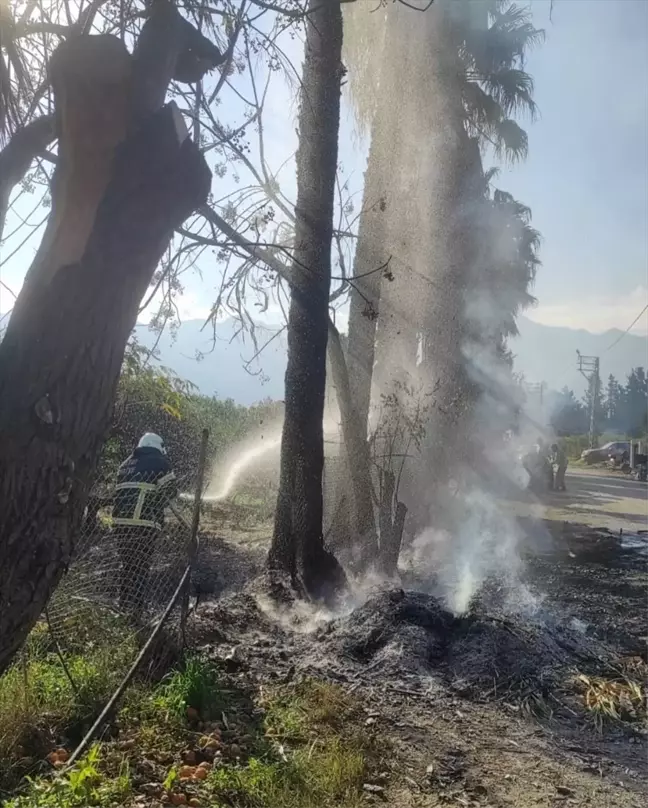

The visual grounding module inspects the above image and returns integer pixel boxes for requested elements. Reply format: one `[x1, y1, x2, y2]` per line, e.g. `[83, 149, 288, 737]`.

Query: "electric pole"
[577, 351, 600, 448]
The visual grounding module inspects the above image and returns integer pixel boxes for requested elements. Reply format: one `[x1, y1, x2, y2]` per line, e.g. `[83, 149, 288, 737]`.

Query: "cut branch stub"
[11, 34, 132, 326]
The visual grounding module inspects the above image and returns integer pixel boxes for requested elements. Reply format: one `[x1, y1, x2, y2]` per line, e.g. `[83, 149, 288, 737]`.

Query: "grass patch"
[0, 614, 137, 793]
[4, 646, 383, 808]
[202, 680, 381, 808]
[152, 656, 231, 722]
[4, 745, 132, 808]
[207, 743, 367, 808]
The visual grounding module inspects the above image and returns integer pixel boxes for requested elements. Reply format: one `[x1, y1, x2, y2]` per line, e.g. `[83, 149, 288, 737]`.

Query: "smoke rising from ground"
[341, 0, 546, 615]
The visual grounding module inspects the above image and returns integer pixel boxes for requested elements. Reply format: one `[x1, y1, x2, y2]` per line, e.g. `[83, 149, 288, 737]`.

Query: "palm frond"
[492, 117, 528, 162]
[482, 67, 536, 119]
[483, 165, 500, 185]
[462, 79, 503, 128]
[464, 5, 544, 76]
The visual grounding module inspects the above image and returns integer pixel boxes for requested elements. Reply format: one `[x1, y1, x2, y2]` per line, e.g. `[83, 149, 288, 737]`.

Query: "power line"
[602, 303, 648, 355]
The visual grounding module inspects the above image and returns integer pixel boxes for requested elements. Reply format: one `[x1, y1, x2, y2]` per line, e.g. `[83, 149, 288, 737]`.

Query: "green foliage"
[96, 336, 282, 490]
[551, 368, 648, 438]
[5, 745, 131, 808]
[551, 387, 589, 436]
[152, 656, 227, 722]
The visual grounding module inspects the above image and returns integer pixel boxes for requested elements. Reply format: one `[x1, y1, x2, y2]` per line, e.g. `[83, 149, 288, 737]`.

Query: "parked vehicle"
[632, 454, 647, 482]
[581, 441, 629, 464]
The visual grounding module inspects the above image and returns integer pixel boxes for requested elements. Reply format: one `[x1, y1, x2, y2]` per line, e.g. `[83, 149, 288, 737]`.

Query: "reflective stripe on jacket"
[112, 447, 176, 530]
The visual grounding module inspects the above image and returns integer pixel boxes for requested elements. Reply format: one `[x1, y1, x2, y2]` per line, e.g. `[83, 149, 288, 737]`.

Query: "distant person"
[112, 433, 177, 615]
[550, 442, 568, 491]
[535, 437, 554, 491]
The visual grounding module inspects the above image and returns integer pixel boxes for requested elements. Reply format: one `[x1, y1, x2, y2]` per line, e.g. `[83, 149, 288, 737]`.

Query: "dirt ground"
[188, 469, 647, 808]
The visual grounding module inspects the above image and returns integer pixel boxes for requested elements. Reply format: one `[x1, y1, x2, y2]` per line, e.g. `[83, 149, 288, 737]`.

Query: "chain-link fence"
[0, 434, 209, 783]
[46, 470, 197, 661]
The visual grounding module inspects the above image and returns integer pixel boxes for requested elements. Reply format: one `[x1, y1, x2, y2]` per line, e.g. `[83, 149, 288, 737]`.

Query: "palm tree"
[341, 0, 543, 542]
[344, 0, 542, 432]
[460, 177, 541, 399]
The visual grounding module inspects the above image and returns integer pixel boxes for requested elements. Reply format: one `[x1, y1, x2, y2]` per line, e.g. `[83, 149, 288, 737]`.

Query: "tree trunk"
[327, 323, 378, 561]
[268, 0, 346, 600]
[345, 19, 404, 441]
[0, 6, 213, 674]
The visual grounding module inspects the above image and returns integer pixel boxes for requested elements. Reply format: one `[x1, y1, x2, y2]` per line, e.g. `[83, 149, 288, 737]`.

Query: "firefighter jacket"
[112, 447, 177, 530]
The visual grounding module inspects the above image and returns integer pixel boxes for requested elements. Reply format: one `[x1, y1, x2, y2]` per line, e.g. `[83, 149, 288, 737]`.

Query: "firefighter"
[550, 442, 568, 491]
[533, 437, 554, 491]
[112, 433, 177, 615]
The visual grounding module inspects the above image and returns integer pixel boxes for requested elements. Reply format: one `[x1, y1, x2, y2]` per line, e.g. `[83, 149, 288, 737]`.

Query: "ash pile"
[311, 589, 617, 700]
[193, 587, 626, 718]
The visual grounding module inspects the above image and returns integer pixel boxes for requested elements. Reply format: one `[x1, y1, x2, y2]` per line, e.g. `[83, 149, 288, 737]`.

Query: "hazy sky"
[497, 0, 648, 335]
[1, 0, 647, 336]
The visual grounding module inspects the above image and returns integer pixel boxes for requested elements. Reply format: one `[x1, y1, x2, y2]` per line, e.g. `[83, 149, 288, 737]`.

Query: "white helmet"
[137, 432, 166, 454]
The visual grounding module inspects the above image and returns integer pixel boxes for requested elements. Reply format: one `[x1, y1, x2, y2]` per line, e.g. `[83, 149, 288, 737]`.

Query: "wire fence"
[0, 431, 210, 778]
[46, 471, 197, 661]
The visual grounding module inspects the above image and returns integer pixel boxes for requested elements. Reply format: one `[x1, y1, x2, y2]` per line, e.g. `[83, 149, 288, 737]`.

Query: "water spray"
[205, 432, 282, 501]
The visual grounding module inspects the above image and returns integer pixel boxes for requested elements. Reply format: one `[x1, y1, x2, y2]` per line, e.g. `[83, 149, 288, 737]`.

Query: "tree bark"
[268, 0, 346, 601]
[0, 9, 212, 674]
[345, 18, 404, 442]
[327, 323, 378, 560]
[377, 467, 406, 578]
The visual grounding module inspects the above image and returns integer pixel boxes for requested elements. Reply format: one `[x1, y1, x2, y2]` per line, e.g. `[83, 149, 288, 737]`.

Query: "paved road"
[508, 467, 648, 533]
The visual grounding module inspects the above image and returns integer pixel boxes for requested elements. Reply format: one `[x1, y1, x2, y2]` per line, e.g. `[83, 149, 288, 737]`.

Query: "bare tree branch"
[0, 114, 54, 241]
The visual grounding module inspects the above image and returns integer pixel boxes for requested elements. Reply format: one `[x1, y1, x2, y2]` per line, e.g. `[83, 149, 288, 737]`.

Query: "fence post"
[181, 428, 209, 642]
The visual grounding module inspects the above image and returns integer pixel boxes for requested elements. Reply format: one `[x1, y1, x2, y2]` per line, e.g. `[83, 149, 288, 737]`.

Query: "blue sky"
[1, 0, 646, 336]
[497, 0, 648, 334]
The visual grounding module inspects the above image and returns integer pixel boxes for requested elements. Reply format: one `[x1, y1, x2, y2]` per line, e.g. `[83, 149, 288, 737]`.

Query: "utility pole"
[577, 351, 600, 448]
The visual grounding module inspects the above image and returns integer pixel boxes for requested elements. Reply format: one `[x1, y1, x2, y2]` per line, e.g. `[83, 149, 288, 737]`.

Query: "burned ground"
[185, 512, 647, 808]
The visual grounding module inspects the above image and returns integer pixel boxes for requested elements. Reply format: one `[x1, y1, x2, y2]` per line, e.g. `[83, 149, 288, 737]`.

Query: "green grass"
[152, 655, 231, 722]
[3, 644, 383, 808]
[5, 745, 132, 808]
[207, 743, 367, 808]
[204, 679, 379, 808]
[0, 614, 137, 793]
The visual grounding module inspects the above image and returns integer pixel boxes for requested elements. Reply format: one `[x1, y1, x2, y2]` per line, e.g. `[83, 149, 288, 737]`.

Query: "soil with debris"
[186, 518, 647, 808]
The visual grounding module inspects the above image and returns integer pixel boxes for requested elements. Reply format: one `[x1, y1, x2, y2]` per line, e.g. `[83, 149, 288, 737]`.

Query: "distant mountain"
[510, 316, 647, 395]
[137, 315, 646, 404]
[135, 319, 287, 405]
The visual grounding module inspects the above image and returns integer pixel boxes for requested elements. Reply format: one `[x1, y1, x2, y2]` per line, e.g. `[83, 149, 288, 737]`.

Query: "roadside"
[2, 476, 646, 808]
[505, 466, 647, 533]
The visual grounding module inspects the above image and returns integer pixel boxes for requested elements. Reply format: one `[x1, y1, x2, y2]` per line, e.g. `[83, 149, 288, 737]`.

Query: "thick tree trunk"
[0, 6, 213, 674]
[327, 323, 378, 560]
[268, 0, 346, 600]
[345, 19, 404, 441]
